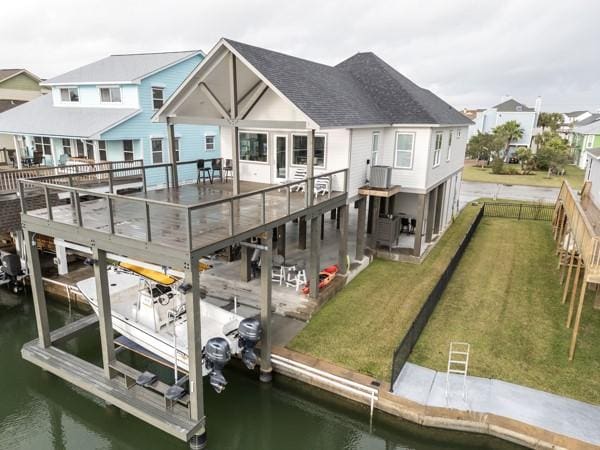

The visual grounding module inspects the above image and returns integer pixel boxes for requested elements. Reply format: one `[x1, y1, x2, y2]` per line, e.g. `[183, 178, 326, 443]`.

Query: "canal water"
[0, 291, 523, 450]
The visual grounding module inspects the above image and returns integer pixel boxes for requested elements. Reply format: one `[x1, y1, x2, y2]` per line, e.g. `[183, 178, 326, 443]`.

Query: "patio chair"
[58, 153, 69, 166]
[285, 260, 307, 292]
[211, 158, 223, 182]
[290, 168, 307, 192]
[196, 159, 212, 184]
[223, 159, 233, 182]
[400, 217, 410, 234]
[32, 151, 43, 166]
[271, 254, 285, 286]
[314, 177, 330, 198]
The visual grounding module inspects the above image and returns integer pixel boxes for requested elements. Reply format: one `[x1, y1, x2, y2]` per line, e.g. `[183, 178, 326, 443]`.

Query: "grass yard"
[463, 164, 584, 188]
[288, 203, 482, 380]
[410, 218, 600, 404]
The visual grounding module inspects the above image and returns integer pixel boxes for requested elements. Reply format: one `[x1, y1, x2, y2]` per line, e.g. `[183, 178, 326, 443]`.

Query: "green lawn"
[288, 203, 482, 380]
[463, 164, 584, 188]
[410, 218, 600, 404]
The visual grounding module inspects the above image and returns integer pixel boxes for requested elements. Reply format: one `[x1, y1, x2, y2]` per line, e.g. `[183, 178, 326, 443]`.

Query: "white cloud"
[1, 0, 598, 112]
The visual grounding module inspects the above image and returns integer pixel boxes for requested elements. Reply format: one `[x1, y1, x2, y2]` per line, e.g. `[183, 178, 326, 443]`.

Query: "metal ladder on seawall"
[446, 342, 470, 402]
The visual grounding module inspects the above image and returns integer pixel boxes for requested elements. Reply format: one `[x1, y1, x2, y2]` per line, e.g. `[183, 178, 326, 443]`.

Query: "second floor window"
[62, 139, 71, 156]
[34, 136, 51, 155]
[152, 87, 164, 110]
[371, 132, 380, 165]
[447, 131, 453, 161]
[205, 135, 215, 151]
[60, 87, 79, 102]
[292, 134, 325, 167]
[433, 132, 443, 167]
[152, 138, 163, 163]
[99, 87, 121, 103]
[394, 133, 414, 169]
[98, 140, 107, 161]
[123, 140, 134, 161]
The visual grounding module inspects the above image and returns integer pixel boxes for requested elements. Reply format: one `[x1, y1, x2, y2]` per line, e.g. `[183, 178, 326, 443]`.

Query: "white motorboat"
[76, 264, 262, 392]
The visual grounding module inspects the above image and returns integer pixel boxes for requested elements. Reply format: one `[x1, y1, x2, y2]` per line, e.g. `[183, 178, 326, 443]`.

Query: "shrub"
[490, 157, 505, 174]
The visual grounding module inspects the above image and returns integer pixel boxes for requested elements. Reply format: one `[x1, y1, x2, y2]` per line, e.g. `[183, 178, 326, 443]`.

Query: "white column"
[54, 239, 69, 275]
[50, 138, 59, 166]
[93, 140, 100, 162]
[13, 135, 23, 169]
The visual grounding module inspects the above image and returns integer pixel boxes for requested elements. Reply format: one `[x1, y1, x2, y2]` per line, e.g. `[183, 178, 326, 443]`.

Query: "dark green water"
[0, 292, 523, 450]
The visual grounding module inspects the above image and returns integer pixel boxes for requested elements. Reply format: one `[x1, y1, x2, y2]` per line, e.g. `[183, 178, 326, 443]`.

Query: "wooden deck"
[29, 180, 345, 254]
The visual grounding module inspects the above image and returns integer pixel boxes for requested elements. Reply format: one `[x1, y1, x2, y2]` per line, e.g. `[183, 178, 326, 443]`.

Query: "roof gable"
[0, 69, 41, 85]
[43, 51, 203, 86]
[493, 99, 534, 112]
[224, 39, 471, 128]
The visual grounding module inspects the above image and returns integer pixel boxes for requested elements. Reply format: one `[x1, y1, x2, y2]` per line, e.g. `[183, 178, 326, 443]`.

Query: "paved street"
[460, 181, 559, 208]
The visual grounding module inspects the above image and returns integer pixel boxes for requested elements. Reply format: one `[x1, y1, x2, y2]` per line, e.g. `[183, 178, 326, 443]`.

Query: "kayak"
[302, 265, 338, 295]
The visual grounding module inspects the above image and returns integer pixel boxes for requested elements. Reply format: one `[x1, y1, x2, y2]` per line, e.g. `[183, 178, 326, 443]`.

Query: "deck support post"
[433, 183, 444, 235]
[330, 209, 337, 220]
[276, 224, 286, 259]
[240, 239, 252, 282]
[309, 214, 321, 300]
[229, 53, 240, 196]
[369, 196, 381, 249]
[337, 204, 349, 275]
[355, 197, 366, 260]
[567, 260, 583, 328]
[425, 188, 437, 243]
[259, 230, 273, 382]
[559, 231, 571, 284]
[320, 214, 325, 240]
[562, 248, 577, 304]
[298, 216, 307, 250]
[92, 247, 116, 379]
[307, 129, 315, 207]
[556, 215, 566, 255]
[24, 229, 50, 348]
[568, 280, 588, 361]
[167, 118, 178, 188]
[413, 193, 427, 257]
[184, 256, 206, 423]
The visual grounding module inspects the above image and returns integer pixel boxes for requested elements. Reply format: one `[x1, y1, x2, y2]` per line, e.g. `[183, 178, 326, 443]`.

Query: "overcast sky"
[2, 0, 598, 112]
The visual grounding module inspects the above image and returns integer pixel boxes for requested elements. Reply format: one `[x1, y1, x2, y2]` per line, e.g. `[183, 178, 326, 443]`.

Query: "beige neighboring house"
[0, 69, 44, 164]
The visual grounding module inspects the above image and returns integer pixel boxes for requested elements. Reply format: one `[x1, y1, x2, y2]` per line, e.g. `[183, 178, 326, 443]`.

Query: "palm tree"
[493, 121, 524, 161]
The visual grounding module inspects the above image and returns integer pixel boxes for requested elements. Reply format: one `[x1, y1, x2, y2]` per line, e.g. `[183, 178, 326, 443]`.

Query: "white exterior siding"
[385, 127, 431, 191]
[426, 126, 468, 189]
[348, 128, 382, 199]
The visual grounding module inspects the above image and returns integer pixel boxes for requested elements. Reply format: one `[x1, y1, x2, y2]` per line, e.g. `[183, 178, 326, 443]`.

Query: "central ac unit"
[370, 166, 392, 188]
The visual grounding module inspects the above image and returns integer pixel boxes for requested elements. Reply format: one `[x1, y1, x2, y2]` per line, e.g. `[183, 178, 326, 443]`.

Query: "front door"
[274, 135, 287, 180]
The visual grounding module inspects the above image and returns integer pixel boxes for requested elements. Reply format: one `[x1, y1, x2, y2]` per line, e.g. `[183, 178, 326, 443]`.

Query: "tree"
[537, 112, 564, 132]
[516, 147, 536, 174]
[535, 135, 570, 177]
[466, 132, 505, 167]
[493, 121, 524, 161]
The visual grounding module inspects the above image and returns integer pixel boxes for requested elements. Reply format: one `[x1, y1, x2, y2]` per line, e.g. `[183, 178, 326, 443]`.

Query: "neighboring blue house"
[0, 50, 219, 183]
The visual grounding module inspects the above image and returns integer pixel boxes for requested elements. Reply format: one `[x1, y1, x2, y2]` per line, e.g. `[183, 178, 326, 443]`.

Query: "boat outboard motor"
[204, 337, 231, 393]
[238, 317, 262, 370]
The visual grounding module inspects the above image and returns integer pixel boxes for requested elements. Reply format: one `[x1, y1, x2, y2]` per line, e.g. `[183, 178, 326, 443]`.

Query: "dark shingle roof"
[493, 98, 534, 112]
[575, 113, 600, 127]
[565, 110, 588, 117]
[224, 39, 471, 128]
[0, 69, 24, 83]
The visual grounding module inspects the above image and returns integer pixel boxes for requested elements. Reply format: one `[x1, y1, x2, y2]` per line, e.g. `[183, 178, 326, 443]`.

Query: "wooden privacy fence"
[482, 202, 554, 221]
[390, 206, 484, 387]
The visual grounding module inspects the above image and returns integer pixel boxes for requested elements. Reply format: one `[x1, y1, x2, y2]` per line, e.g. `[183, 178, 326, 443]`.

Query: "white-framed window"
[371, 131, 380, 165]
[151, 138, 163, 164]
[205, 134, 215, 151]
[99, 86, 122, 103]
[152, 87, 164, 110]
[98, 140, 107, 161]
[59, 87, 79, 102]
[239, 132, 268, 162]
[62, 138, 71, 156]
[123, 140, 134, 161]
[291, 134, 326, 167]
[174, 138, 180, 162]
[76, 140, 85, 157]
[393, 132, 414, 169]
[586, 135, 594, 148]
[446, 131, 453, 161]
[433, 132, 443, 167]
[34, 136, 51, 155]
[85, 141, 94, 159]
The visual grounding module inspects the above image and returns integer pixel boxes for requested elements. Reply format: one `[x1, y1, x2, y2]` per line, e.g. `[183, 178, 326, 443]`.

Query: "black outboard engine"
[204, 337, 231, 393]
[0, 252, 24, 294]
[238, 317, 262, 370]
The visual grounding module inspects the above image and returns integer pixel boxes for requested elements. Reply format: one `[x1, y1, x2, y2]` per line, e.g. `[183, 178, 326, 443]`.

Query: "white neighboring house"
[585, 148, 600, 208]
[155, 38, 472, 257]
[468, 97, 541, 152]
